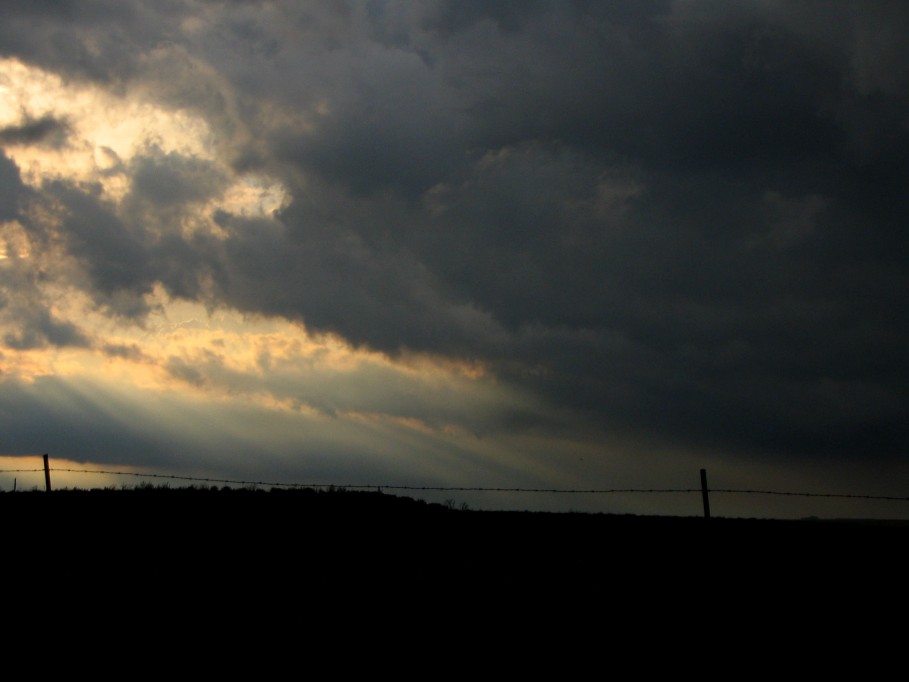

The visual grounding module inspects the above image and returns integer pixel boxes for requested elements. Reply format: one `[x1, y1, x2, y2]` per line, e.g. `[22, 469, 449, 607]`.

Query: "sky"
[1, 0, 908, 519]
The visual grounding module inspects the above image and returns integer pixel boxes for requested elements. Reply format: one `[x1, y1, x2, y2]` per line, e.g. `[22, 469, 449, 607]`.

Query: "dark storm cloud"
[127, 150, 230, 208]
[254, 2, 909, 457]
[0, 153, 89, 351]
[165, 356, 208, 388]
[37, 149, 228, 318]
[2, 307, 90, 350]
[209, 206, 504, 355]
[0, 0, 186, 82]
[0, 115, 71, 148]
[3, 2, 909, 460]
[101, 342, 146, 361]
[0, 152, 25, 221]
[43, 181, 157, 318]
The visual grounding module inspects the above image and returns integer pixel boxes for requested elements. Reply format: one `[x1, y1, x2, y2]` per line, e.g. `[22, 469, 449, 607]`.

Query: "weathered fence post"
[43, 454, 51, 492]
[700, 468, 710, 519]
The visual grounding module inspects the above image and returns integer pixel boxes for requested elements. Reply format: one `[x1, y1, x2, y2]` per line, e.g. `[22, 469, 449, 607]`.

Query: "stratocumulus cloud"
[0, 1, 907, 518]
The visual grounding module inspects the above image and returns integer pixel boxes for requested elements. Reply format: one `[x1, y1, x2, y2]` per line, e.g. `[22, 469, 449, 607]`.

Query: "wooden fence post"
[700, 468, 710, 519]
[43, 454, 51, 492]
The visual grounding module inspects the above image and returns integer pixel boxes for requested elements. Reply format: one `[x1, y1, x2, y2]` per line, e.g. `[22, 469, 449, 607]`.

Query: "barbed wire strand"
[0, 466, 905, 502]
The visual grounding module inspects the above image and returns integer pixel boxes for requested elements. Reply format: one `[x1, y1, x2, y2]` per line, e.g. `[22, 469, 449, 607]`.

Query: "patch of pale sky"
[0, 455, 143, 490]
[0, 220, 30, 260]
[0, 57, 287, 218]
[0, 59, 201, 185]
[5, 286, 507, 435]
[216, 174, 289, 218]
[0, 348, 53, 382]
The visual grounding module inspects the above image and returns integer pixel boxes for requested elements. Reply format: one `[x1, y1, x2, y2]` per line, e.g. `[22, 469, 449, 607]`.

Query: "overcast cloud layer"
[1, 1, 907, 516]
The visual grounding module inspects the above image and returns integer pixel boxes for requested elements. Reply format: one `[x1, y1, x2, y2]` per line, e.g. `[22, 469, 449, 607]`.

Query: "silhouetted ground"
[6, 485, 905, 560]
[7, 485, 898, 651]
[5, 484, 906, 619]
[5, 485, 906, 639]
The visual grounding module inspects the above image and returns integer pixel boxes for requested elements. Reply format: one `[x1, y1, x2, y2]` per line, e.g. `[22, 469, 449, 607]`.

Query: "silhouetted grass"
[5, 483, 906, 613]
[5, 483, 906, 547]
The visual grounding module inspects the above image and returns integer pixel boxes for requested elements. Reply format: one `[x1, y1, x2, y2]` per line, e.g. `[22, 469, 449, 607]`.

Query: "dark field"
[5, 486, 905, 632]
[6, 486, 905, 570]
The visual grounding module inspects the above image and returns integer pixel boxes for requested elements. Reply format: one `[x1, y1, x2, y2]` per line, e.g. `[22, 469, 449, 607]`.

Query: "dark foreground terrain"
[6, 485, 905, 572]
[4, 486, 906, 639]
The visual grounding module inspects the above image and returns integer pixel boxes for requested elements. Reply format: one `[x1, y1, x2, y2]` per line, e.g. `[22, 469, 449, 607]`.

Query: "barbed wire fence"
[1, 460, 907, 519]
